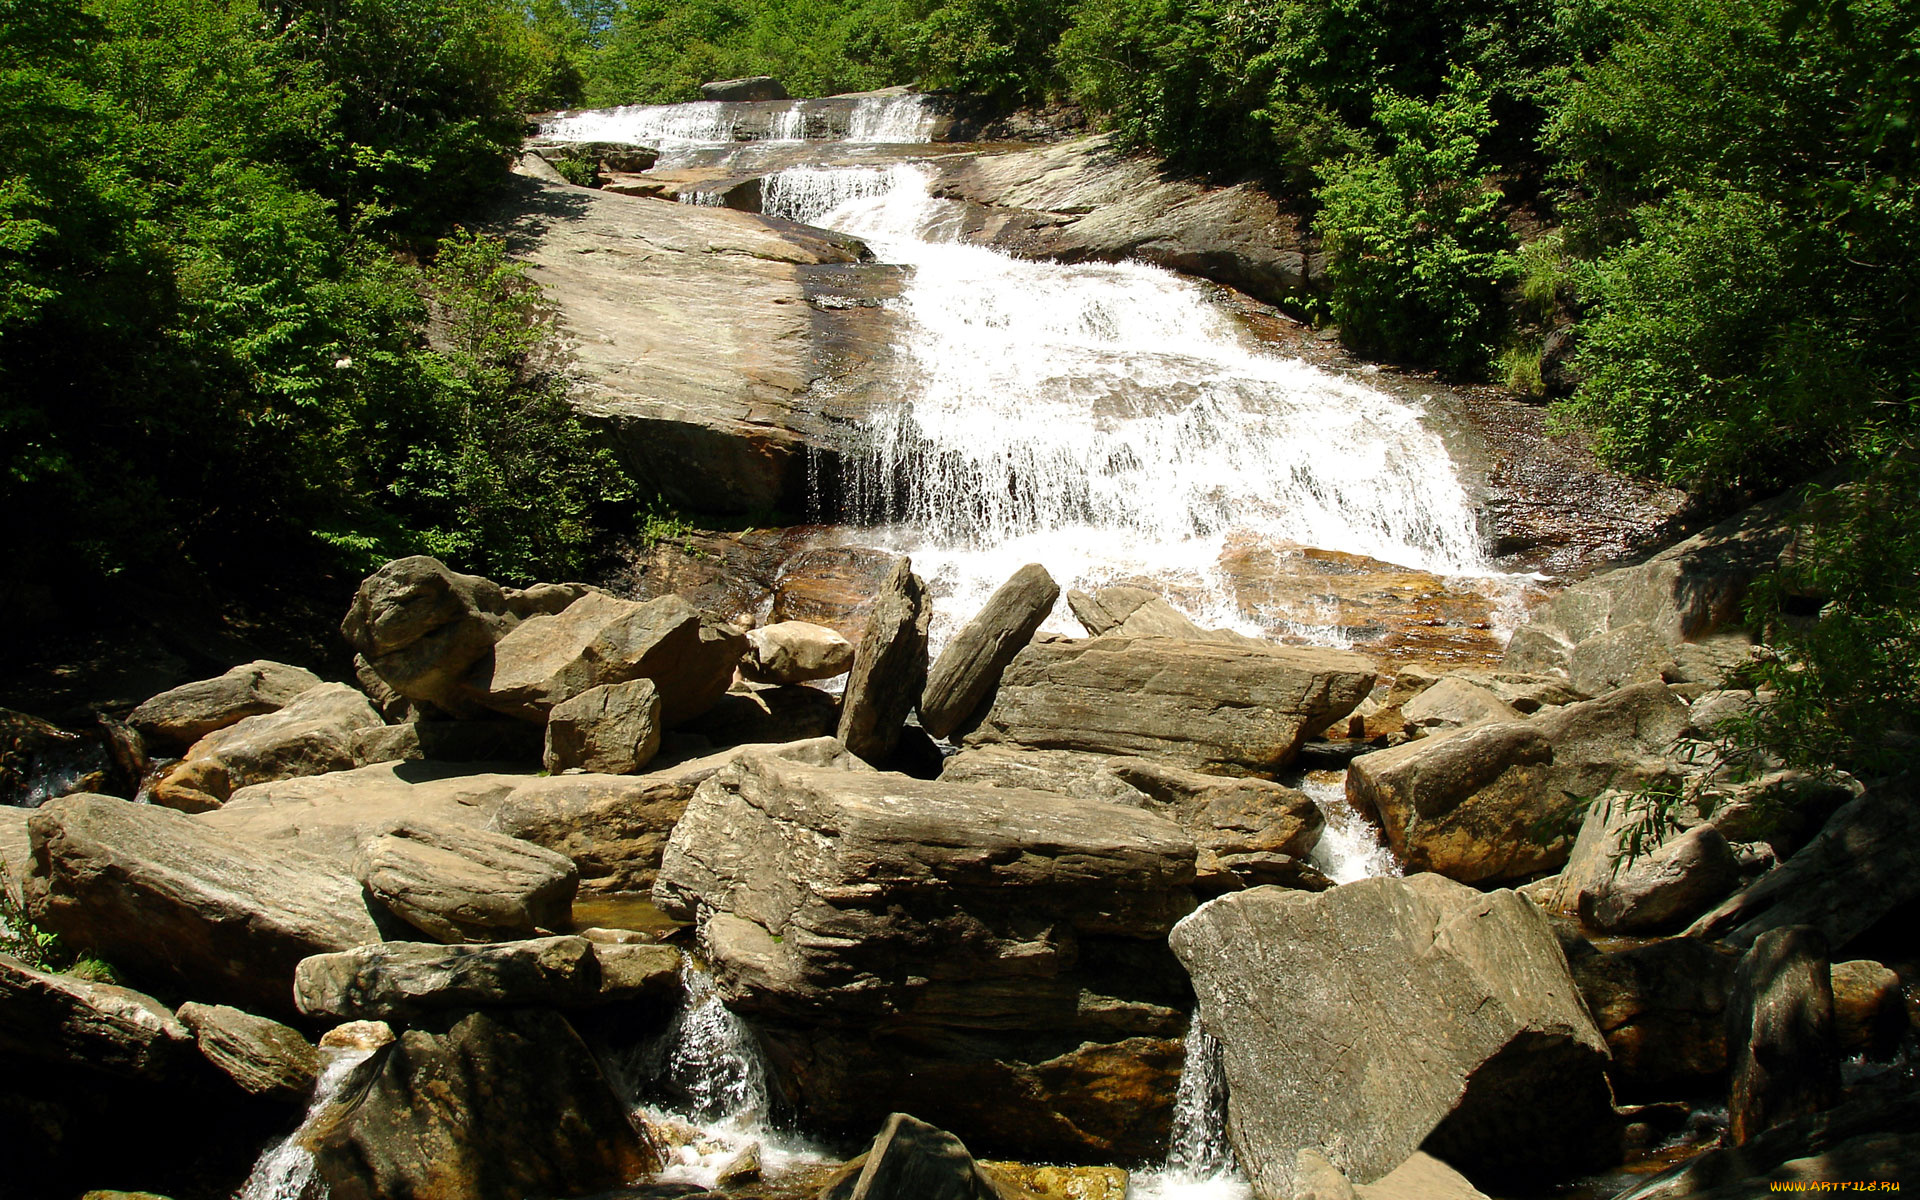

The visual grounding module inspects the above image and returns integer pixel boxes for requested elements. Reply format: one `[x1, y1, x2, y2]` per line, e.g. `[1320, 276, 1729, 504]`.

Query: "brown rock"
[149, 683, 385, 811]
[921, 564, 1060, 739]
[0, 953, 193, 1080]
[1566, 936, 1740, 1101]
[743, 620, 855, 684]
[127, 660, 323, 750]
[1830, 960, 1907, 1060]
[341, 557, 515, 714]
[542, 678, 663, 774]
[354, 820, 579, 943]
[175, 1002, 319, 1103]
[769, 546, 899, 641]
[293, 936, 602, 1021]
[1727, 926, 1839, 1146]
[837, 557, 932, 763]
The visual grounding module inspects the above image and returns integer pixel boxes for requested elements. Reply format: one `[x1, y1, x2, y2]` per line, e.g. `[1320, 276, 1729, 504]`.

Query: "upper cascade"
[539, 93, 936, 149]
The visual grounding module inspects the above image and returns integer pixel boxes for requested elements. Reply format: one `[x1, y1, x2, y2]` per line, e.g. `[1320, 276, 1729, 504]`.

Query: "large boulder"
[837, 557, 932, 763]
[542, 678, 663, 775]
[701, 75, 788, 101]
[1830, 960, 1907, 1060]
[818, 1112, 1037, 1200]
[341, 557, 516, 713]
[963, 636, 1376, 775]
[1564, 935, 1740, 1101]
[1727, 926, 1839, 1146]
[353, 820, 579, 943]
[293, 937, 603, 1021]
[127, 660, 323, 751]
[26, 794, 382, 1014]
[175, 1001, 319, 1103]
[1347, 681, 1691, 885]
[1400, 678, 1523, 735]
[742, 620, 854, 684]
[474, 591, 747, 726]
[490, 737, 866, 893]
[351, 717, 543, 767]
[0, 954, 194, 1080]
[306, 1007, 659, 1200]
[1687, 778, 1920, 951]
[920, 564, 1060, 739]
[653, 748, 1197, 1159]
[149, 683, 385, 812]
[1170, 875, 1618, 1198]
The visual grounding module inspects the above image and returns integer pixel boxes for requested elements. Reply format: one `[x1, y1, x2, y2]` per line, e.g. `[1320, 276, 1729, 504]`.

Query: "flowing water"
[236, 1045, 376, 1200]
[540, 94, 936, 157]
[1132, 1025, 1255, 1200]
[1299, 769, 1404, 884]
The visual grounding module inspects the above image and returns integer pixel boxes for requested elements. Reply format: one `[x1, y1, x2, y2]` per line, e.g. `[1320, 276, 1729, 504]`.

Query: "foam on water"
[1299, 771, 1403, 883]
[761, 164, 1503, 651]
[1132, 1025, 1254, 1200]
[236, 1046, 376, 1200]
[539, 94, 935, 149]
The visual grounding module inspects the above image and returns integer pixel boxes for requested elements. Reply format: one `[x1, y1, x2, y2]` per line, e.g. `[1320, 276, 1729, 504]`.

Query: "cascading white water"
[540, 94, 934, 149]
[1299, 771, 1403, 883]
[762, 164, 1500, 648]
[633, 961, 830, 1190]
[1133, 1025, 1252, 1200]
[236, 1046, 375, 1200]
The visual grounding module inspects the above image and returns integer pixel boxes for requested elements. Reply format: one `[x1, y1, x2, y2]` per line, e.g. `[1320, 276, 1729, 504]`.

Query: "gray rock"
[1567, 622, 1680, 697]
[341, 557, 515, 713]
[1170, 875, 1617, 1198]
[837, 557, 932, 763]
[491, 737, 866, 893]
[27, 794, 382, 1014]
[1066, 586, 1160, 636]
[127, 660, 323, 750]
[1686, 778, 1920, 949]
[1727, 927, 1839, 1146]
[1400, 677, 1522, 734]
[1348, 681, 1691, 885]
[175, 1001, 319, 1103]
[920, 564, 1060, 739]
[938, 745, 1153, 805]
[818, 1112, 1029, 1200]
[306, 1007, 658, 1200]
[701, 75, 788, 102]
[1355, 1152, 1491, 1200]
[293, 936, 602, 1021]
[476, 591, 746, 726]
[354, 820, 579, 943]
[1583, 822, 1740, 934]
[1066, 585, 1257, 645]
[0, 953, 192, 1079]
[964, 635, 1376, 775]
[742, 620, 854, 684]
[149, 683, 385, 811]
[591, 942, 681, 1005]
[542, 678, 663, 775]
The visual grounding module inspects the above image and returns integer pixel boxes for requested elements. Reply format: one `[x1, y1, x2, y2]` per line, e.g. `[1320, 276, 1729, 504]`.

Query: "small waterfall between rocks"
[1134, 1025, 1252, 1200]
[540, 93, 935, 150]
[1300, 772, 1404, 884]
[235, 1045, 375, 1200]
[757, 163, 1507, 650]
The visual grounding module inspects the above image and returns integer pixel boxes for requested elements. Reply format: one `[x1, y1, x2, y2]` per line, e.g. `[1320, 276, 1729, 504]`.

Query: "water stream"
[1133, 1025, 1254, 1200]
[235, 1045, 376, 1200]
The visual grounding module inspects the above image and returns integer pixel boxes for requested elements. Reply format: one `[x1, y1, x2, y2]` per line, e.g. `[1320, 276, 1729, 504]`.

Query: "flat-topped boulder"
[963, 635, 1376, 775]
[26, 794, 383, 1014]
[354, 820, 579, 943]
[294, 936, 603, 1021]
[127, 660, 322, 751]
[149, 683, 384, 812]
[1172, 876, 1618, 1197]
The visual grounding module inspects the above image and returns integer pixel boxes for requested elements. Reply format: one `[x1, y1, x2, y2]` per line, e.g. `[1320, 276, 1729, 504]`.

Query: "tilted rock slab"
[149, 682, 385, 812]
[474, 590, 746, 726]
[341, 556, 517, 714]
[354, 820, 579, 943]
[127, 659, 322, 751]
[306, 1007, 659, 1200]
[837, 557, 931, 763]
[27, 794, 382, 1015]
[0, 952, 194, 1080]
[294, 936, 602, 1022]
[1347, 681, 1691, 885]
[541, 677, 663, 774]
[919, 563, 1059, 739]
[1171, 875, 1618, 1199]
[175, 1001, 319, 1103]
[653, 747, 1198, 1159]
[963, 635, 1376, 775]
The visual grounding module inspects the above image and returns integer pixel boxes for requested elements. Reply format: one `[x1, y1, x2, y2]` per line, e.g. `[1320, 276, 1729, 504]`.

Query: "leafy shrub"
[551, 153, 602, 186]
[1313, 72, 1515, 376]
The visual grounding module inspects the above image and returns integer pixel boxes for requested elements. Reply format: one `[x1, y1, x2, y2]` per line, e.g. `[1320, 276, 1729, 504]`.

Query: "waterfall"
[763, 163, 1502, 650]
[235, 1046, 376, 1200]
[539, 94, 934, 149]
[1133, 1024, 1251, 1200]
[631, 961, 830, 1190]
[1299, 772, 1403, 884]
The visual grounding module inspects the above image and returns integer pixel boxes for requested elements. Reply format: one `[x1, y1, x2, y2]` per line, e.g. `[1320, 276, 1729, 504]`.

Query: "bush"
[1313, 72, 1516, 376]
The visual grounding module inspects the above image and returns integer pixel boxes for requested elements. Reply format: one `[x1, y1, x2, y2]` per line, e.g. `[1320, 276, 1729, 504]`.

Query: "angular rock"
[1830, 960, 1907, 1059]
[1564, 936, 1740, 1101]
[127, 660, 322, 750]
[27, 794, 382, 1014]
[1583, 823, 1740, 934]
[1170, 875, 1618, 1197]
[0, 953, 193, 1079]
[503, 581, 599, 618]
[1727, 926, 1840, 1146]
[819, 1112, 1033, 1200]
[1067, 585, 1254, 645]
[476, 591, 746, 726]
[1066, 586, 1159, 636]
[175, 1001, 319, 1103]
[965, 636, 1376, 775]
[350, 718, 542, 767]
[681, 680, 839, 749]
[591, 942, 681, 1005]
[542, 678, 663, 775]
[293, 936, 602, 1021]
[837, 557, 932, 763]
[1348, 681, 1691, 885]
[921, 564, 1060, 739]
[1356, 1152, 1492, 1200]
[491, 737, 866, 893]
[1687, 778, 1920, 950]
[743, 620, 854, 684]
[354, 820, 579, 943]
[307, 1007, 658, 1200]
[1401, 678, 1522, 734]
[149, 683, 385, 812]
[341, 557, 515, 713]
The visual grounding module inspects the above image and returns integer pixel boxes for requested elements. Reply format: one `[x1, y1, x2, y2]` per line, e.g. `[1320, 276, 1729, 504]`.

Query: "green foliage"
[903, 0, 1073, 106]
[1313, 73, 1516, 375]
[551, 152, 601, 186]
[0, 884, 113, 980]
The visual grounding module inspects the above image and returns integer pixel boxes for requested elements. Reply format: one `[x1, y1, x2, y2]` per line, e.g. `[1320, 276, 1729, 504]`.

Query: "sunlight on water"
[236, 1046, 375, 1200]
[1299, 771, 1403, 884]
[1132, 1026, 1254, 1200]
[540, 95, 935, 149]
